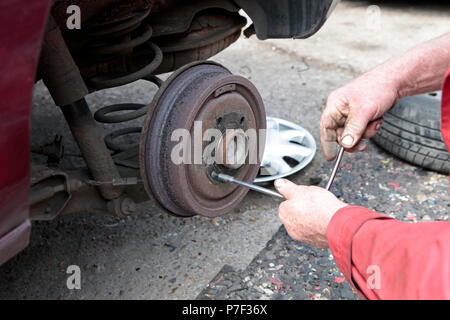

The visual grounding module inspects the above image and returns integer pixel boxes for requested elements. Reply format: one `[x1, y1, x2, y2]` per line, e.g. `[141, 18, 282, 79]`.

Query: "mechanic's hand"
[321, 70, 400, 160]
[275, 179, 347, 248]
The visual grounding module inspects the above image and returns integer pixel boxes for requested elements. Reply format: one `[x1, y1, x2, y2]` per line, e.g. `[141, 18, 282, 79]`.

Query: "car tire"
[371, 92, 450, 174]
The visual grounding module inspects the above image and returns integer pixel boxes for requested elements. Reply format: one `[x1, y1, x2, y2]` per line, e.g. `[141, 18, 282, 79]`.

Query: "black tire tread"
[372, 94, 450, 174]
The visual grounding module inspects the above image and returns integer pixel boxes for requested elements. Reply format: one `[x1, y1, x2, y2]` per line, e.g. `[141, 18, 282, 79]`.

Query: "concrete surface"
[0, 0, 448, 299]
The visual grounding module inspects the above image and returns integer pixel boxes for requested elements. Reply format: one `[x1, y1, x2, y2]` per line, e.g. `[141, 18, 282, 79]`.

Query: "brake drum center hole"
[217, 128, 249, 169]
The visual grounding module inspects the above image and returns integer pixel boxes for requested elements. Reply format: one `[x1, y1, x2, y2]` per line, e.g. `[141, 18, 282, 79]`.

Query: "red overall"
[327, 68, 450, 300]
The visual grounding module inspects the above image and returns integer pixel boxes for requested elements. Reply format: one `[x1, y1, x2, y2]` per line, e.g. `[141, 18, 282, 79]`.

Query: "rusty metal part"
[107, 196, 137, 215]
[86, 22, 153, 56]
[59, 2, 161, 90]
[149, 0, 240, 37]
[61, 174, 138, 216]
[76, 10, 243, 80]
[93, 76, 161, 156]
[216, 129, 250, 169]
[104, 127, 142, 153]
[150, 10, 246, 74]
[140, 61, 266, 217]
[94, 103, 148, 123]
[152, 30, 241, 74]
[153, 11, 246, 52]
[81, 6, 152, 56]
[116, 160, 150, 203]
[38, 15, 125, 202]
[52, 0, 237, 38]
[29, 166, 77, 220]
[61, 98, 123, 200]
[88, 41, 163, 89]
[113, 146, 141, 169]
[83, 1, 152, 30]
[51, 1, 242, 83]
[76, 4, 162, 90]
[39, 15, 88, 106]
[60, 173, 109, 215]
[29, 165, 142, 218]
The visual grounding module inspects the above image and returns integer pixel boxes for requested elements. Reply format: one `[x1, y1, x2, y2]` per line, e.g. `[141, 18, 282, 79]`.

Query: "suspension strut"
[61, 98, 123, 200]
[39, 15, 123, 201]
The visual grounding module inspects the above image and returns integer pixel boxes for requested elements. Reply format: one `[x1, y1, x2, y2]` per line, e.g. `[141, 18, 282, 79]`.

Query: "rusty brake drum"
[139, 61, 266, 217]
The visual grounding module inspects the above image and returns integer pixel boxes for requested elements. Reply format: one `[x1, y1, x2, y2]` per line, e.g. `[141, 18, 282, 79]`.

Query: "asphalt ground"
[197, 143, 449, 300]
[0, 0, 448, 299]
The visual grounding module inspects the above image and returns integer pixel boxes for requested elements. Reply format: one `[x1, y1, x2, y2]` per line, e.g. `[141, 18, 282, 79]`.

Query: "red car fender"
[0, 0, 52, 265]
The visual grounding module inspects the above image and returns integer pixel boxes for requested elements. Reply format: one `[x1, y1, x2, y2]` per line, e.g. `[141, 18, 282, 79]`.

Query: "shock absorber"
[39, 15, 123, 201]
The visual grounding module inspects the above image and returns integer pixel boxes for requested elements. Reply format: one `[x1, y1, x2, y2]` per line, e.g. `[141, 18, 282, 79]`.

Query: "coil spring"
[86, 7, 163, 158]
[93, 76, 161, 154]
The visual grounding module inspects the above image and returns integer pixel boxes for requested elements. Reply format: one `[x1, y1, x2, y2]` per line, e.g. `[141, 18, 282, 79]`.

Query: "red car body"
[0, 0, 51, 265]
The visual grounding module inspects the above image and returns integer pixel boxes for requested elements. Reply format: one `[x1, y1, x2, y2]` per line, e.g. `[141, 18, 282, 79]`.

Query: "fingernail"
[341, 135, 354, 147]
[274, 179, 285, 188]
[375, 122, 382, 130]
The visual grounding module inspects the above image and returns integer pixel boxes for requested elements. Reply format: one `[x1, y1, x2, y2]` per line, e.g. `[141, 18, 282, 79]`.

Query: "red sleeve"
[440, 67, 450, 151]
[327, 206, 450, 300]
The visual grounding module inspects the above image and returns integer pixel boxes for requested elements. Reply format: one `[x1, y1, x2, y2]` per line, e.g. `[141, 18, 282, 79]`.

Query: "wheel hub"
[216, 128, 250, 170]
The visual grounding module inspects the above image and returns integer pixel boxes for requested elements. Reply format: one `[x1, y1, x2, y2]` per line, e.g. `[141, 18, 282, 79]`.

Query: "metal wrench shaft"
[212, 172, 285, 199]
[212, 146, 344, 199]
[325, 146, 345, 191]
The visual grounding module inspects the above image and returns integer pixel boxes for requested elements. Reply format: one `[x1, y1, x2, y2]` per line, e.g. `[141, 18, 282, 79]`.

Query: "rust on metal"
[29, 166, 143, 218]
[139, 61, 266, 217]
[29, 166, 74, 220]
[66, 6, 245, 83]
[60, 98, 123, 200]
[38, 15, 88, 106]
[149, 0, 239, 37]
[153, 11, 246, 52]
[35, 1, 259, 219]
[152, 10, 245, 74]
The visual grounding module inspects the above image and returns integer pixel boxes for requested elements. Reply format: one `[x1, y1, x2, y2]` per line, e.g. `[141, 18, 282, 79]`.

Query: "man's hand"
[321, 33, 450, 161]
[320, 69, 400, 161]
[275, 179, 347, 248]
